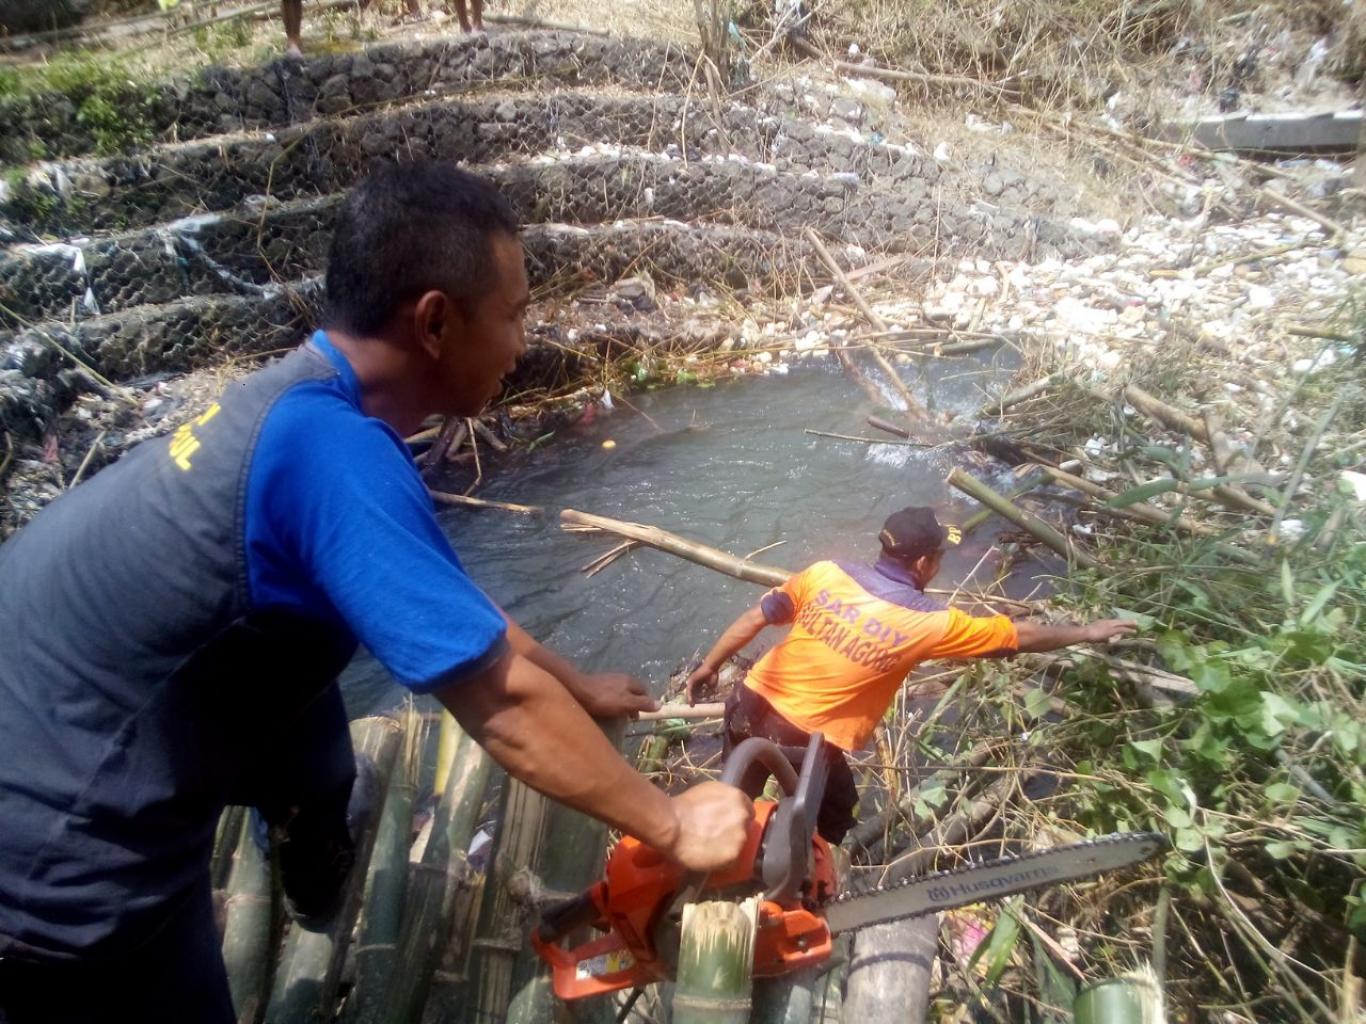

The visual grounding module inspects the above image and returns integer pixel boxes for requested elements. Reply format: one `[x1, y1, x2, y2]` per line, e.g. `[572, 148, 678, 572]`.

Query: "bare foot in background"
[282, 0, 304, 56]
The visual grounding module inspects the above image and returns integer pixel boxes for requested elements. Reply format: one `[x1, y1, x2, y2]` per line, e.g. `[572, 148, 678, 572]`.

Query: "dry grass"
[815, 0, 1365, 113]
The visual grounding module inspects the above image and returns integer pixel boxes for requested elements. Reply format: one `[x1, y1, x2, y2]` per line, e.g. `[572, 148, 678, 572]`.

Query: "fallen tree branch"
[803, 228, 928, 420]
[430, 490, 541, 515]
[559, 509, 791, 586]
[1123, 384, 1210, 443]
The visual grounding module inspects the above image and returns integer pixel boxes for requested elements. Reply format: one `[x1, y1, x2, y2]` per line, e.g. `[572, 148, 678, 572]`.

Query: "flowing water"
[340, 350, 1055, 716]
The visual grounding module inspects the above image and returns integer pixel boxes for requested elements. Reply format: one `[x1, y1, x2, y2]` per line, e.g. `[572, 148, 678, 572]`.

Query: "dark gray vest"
[0, 344, 358, 957]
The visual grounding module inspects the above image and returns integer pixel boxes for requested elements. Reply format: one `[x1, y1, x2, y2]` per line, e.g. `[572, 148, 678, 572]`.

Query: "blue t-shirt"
[244, 331, 508, 691]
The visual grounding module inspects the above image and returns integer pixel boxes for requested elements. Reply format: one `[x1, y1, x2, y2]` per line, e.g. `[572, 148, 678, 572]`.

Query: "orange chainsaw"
[532, 734, 1165, 1001]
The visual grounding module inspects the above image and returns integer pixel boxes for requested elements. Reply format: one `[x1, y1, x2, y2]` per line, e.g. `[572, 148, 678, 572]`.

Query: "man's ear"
[412, 290, 453, 361]
[911, 554, 935, 580]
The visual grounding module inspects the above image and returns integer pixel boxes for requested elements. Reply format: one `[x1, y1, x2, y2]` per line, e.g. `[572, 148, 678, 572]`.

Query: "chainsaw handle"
[720, 737, 800, 795]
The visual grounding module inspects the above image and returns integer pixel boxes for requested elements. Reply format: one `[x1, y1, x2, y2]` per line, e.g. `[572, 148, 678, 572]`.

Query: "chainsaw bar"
[822, 832, 1167, 935]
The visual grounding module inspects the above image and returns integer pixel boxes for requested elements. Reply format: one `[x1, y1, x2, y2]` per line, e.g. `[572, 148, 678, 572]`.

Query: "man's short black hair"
[324, 161, 520, 335]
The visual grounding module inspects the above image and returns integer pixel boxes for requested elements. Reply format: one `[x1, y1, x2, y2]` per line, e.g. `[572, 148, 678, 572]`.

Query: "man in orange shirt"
[686, 506, 1135, 844]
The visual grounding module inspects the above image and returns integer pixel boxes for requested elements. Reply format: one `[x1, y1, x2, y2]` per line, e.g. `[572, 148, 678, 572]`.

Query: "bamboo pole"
[672, 899, 760, 1024]
[638, 702, 726, 721]
[843, 916, 938, 1023]
[343, 708, 424, 1024]
[379, 719, 494, 1022]
[264, 716, 403, 1024]
[503, 719, 628, 1024]
[1032, 464, 1215, 537]
[961, 467, 1046, 534]
[560, 509, 792, 586]
[221, 812, 276, 1024]
[1123, 384, 1210, 443]
[946, 468, 1102, 570]
[212, 805, 246, 891]
[469, 775, 551, 1024]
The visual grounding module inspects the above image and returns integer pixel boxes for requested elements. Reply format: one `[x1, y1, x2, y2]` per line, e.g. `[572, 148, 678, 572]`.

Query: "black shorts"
[723, 685, 859, 845]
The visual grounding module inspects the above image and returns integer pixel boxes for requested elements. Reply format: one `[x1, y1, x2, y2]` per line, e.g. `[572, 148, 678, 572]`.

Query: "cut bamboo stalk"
[560, 509, 792, 586]
[1033, 464, 1215, 537]
[433, 708, 460, 800]
[1123, 384, 1210, 443]
[264, 716, 403, 1024]
[961, 467, 1046, 534]
[380, 723, 494, 1022]
[221, 812, 276, 1024]
[343, 708, 424, 1024]
[946, 469, 1102, 570]
[843, 916, 938, 1024]
[638, 702, 726, 721]
[672, 899, 760, 1024]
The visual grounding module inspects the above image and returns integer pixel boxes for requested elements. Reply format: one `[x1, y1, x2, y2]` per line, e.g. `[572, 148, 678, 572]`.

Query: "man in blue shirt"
[0, 162, 752, 1023]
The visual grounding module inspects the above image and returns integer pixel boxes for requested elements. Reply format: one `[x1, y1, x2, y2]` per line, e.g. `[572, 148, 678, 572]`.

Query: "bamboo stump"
[672, 899, 760, 1024]
[842, 915, 938, 1024]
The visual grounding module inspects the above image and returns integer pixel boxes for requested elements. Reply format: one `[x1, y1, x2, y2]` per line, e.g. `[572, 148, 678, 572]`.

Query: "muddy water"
[341, 350, 1052, 716]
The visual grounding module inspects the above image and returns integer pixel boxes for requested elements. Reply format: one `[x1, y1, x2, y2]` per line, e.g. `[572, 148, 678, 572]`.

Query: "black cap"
[878, 507, 961, 559]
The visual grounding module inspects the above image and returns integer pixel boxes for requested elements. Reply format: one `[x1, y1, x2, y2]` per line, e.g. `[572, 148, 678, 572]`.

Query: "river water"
[340, 350, 1052, 716]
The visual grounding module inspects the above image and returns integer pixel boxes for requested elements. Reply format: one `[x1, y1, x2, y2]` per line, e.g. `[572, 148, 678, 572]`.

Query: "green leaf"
[975, 898, 1023, 988]
[1260, 692, 1302, 737]
[1175, 827, 1205, 852]
[1163, 805, 1193, 830]
[914, 780, 950, 818]
[1128, 738, 1164, 762]
[1265, 839, 1302, 860]
[1023, 687, 1053, 720]
[1300, 581, 1341, 627]
[1264, 782, 1300, 805]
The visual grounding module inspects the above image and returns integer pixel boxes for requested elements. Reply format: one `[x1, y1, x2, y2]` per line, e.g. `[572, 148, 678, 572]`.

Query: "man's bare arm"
[436, 649, 752, 870]
[502, 616, 657, 718]
[1013, 618, 1136, 653]
[685, 605, 770, 705]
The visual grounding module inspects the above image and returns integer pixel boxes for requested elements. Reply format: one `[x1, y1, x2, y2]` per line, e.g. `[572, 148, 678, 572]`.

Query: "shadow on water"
[340, 350, 1062, 717]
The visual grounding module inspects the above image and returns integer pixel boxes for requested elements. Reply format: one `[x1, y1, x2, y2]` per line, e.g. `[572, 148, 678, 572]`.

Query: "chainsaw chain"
[823, 832, 1165, 913]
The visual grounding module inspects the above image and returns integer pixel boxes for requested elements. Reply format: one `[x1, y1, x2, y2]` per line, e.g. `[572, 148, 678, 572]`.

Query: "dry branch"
[559, 509, 791, 586]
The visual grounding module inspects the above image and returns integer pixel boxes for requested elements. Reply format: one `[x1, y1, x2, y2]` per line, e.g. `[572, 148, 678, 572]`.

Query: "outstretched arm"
[1013, 618, 1136, 653]
[685, 605, 770, 705]
[502, 616, 657, 718]
[437, 649, 753, 871]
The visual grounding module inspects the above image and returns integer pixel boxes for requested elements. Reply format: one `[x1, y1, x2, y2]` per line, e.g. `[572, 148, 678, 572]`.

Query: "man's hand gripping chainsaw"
[532, 734, 1166, 1001]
